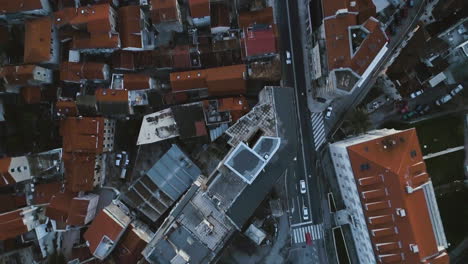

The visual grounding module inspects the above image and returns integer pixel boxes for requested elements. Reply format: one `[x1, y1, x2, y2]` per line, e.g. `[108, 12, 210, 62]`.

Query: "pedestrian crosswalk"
[292, 224, 324, 244]
[311, 113, 326, 150]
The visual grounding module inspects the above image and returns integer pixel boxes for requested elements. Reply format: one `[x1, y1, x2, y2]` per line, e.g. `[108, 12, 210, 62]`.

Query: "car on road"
[115, 151, 130, 179]
[410, 89, 424, 99]
[408, 0, 415, 7]
[435, 94, 453, 106]
[418, 104, 431, 115]
[303, 206, 309, 220]
[305, 232, 312, 245]
[299, 180, 306, 194]
[450, 84, 464, 96]
[402, 111, 417, 120]
[286, 51, 292, 64]
[325, 106, 333, 119]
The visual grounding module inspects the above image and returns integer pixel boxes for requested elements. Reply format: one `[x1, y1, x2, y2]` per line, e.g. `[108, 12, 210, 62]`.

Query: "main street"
[275, 0, 329, 263]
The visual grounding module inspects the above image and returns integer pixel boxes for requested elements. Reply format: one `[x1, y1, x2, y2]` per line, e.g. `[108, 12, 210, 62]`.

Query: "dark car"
[402, 111, 417, 120]
[419, 105, 431, 115]
[415, 104, 424, 113]
[305, 232, 312, 245]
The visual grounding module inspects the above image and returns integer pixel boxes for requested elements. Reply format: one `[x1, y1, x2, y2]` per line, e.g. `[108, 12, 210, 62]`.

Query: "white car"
[325, 106, 333, 119]
[450, 84, 464, 96]
[410, 90, 423, 99]
[435, 94, 453, 106]
[303, 207, 309, 220]
[299, 180, 306, 194]
[286, 51, 292, 65]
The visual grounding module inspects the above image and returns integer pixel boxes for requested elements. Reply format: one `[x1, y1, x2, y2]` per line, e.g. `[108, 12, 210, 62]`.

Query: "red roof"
[83, 205, 129, 258]
[0, 209, 29, 240]
[46, 192, 75, 223]
[119, 5, 142, 49]
[96, 88, 129, 103]
[0, 0, 43, 14]
[33, 182, 62, 205]
[56, 100, 78, 117]
[189, 0, 210, 18]
[60, 61, 108, 83]
[24, 17, 53, 64]
[151, 0, 179, 23]
[170, 64, 246, 96]
[63, 152, 96, 192]
[60, 117, 105, 153]
[113, 226, 148, 263]
[322, 0, 376, 22]
[346, 129, 449, 263]
[172, 45, 192, 69]
[238, 7, 274, 29]
[0, 65, 36, 86]
[21, 86, 41, 104]
[0, 193, 27, 213]
[0, 157, 14, 186]
[242, 26, 278, 58]
[122, 74, 153, 90]
[324, 15, 387, 75]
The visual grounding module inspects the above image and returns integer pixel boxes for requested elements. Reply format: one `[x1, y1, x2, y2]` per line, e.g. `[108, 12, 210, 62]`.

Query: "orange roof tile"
[56, 100, 79, 117]
[119, 5, 142, 49]
[60, 117, 105, 153]
[33, 182, 62, 205]
[113, 227, 148, 263]
[21, 86, 41, 104]
[0, 209, 29, 240]
[46, 191, 75, 223]
[95, 88, 129, 103]
[0, 193, 27, 213]
[151, 0, 179, 23]
[238, 7, 274, 29]
[54, 4, 114, 33]
[346, 129, 449, 263]
[24, 17, 53, 64]
[63, 152, 96, 192]
[60, 61, 108, 82]
[122, 74, 152, 90]
[322, 0, 376, 20]
[170, 69, 208, 92]
[189, 0, 210, 18]
[71, 32, 120, 50]
[0, 65, 36, 85]
[0, 0, 43, 14]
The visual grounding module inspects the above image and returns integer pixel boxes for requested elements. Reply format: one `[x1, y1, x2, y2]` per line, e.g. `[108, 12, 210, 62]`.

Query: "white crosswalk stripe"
[310, 113, 326, 150]
[292, 223, 324, 244]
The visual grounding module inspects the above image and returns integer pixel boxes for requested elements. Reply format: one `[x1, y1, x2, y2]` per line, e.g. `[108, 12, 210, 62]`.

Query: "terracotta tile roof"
[0, 0, 43, 14]
[60, 117, 105, 153]
[56, 100, 79, 117]
[95, 88, 129, 103]
[84, 204, 131, 259]
[0, 193, 27, 213]
[122, 74, 153, 90]
[0, 209, 29, 240]
[67, 194, 99, 226]
[151, 0, 179, 23]
[0, 157, 13, 186]
[71, 32, 120, 50]
[0, 65, 36, 86]
[172, 45, 192, 69]
[322, 0, 376, 21]
[206, 64, 247, 96]
[24, 17, 53, 64]
[53, 4, 115, 33]
[238, 7, 274, 29]
[189, 0, 210, 18]
[170, 64, 246, 96]
[21, 86, 41, 104]
[242, 25, 278, 58]
[346, 129, 449, 264]
[46, 191, 75, 223]
[33, 182, 62, 205]
[60, 61, 108, 83]
[63, 152, 96, 192]
[210, 2, 230, 29]
[113, 226, 148, 263]
[119, 5, 142, 49]
[324, 14, 387, 75]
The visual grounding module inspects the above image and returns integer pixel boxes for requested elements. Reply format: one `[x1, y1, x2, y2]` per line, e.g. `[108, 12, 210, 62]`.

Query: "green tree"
[347, 108, 371, 135]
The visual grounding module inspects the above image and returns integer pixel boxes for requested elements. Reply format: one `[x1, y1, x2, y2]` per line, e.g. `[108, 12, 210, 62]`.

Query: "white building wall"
[32, 66, 53, 84]
[9, 157, 32, 184]
[49, 25, 60, 64]
[330, 144, 376, 264]
[102, 119, 116, 152]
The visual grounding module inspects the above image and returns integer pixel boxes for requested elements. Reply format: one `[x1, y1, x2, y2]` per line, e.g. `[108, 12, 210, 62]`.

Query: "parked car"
[115, 151, 130, 179]
[303, 207, 309, 220]
[415, 104, 424, 113]
[325, 106, 333, 119]
[450, 84, 464, 96]
[286, 51, 292, 65]
[408, 0, 415, 7]
[410, 89, 424, 99]
[418, 104, 431, 115]
[402, 111, 417, 120]
[305, 232, 313, 245]
[435, 94, 453, 106]
[299, 180, 307, 194]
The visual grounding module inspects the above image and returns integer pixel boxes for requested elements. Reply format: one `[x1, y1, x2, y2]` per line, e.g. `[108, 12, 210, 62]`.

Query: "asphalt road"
[275, 0, 329, 263]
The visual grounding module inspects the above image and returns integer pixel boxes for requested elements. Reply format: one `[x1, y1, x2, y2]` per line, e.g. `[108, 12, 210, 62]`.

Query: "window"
[410, 150, 417, 158]
[360, 163, 370, 171]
